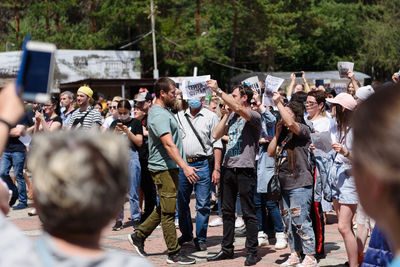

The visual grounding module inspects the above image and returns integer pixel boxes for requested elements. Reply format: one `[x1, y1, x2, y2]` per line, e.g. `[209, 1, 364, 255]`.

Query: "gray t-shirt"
[278, 123, 314, 190]
[148, 105, 185, 170]
[223, 110, 262, 168]
[0, 213, 152, 267]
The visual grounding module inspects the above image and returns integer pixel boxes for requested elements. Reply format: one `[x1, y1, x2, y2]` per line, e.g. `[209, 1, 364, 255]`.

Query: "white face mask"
[119, 114, 130, 121]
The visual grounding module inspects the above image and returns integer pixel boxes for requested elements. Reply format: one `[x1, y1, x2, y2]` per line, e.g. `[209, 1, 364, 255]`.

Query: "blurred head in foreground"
[352, 83, 400, 253]
[28, 131, 129, 239]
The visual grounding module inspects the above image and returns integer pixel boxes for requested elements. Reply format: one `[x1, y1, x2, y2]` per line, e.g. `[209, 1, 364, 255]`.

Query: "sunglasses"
[109, 106, 117, 109]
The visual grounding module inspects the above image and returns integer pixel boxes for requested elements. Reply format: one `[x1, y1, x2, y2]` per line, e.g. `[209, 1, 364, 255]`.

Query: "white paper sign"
[242, 76, 261, 94]
[18, 134, 32, 148]
[337, 62, 354, 79]
[181, 75, 211, 99]
[262, 75, 284, 106]
[311, 131, 333, 157]
[265, 75, 284, 93]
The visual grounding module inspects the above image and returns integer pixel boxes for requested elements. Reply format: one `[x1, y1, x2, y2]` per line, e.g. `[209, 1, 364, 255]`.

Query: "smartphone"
[16, 39, 56, 103]
[36, 104, 42, 113]
[117, 122, 123, 127]
[295, 72, 302, 78]
[315, 79, 324, 87]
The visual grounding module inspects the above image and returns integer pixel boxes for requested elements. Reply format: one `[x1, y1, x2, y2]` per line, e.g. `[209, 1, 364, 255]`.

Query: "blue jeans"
[118, 150, 141, 221]
[254, 190, 284, 233]
[177, 159, 211, 243]
[282, 186, 315, 255]
[0, 151, 26, 205]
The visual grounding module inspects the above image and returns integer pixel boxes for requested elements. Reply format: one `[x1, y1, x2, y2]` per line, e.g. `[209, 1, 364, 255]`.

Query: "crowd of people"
[0, 69, 400, 267]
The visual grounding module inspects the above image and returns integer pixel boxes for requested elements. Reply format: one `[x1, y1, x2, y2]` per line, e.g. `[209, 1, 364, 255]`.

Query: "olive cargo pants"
[135, 168, 180, 255]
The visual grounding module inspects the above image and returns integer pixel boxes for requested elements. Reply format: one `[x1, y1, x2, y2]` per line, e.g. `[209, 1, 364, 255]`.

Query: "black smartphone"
[16, 39, 56, 103]
[295, 72, 302, 78]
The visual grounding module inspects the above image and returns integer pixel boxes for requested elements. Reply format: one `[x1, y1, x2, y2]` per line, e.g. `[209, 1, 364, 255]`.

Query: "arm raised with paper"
[273, 92, 301, 136]
[207, 79, 252, 121]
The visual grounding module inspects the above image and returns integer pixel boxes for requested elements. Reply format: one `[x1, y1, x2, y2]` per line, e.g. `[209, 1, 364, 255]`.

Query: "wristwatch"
[217, 88, 223, 96]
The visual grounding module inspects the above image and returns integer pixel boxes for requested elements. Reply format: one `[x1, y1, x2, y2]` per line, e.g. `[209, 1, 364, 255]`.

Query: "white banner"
[337, 61, 354, 79]
[181, 75, 211, 99]
[263, 75, 284, 106]
[242, 76, 261, 94]
[0, 50, 141, 83]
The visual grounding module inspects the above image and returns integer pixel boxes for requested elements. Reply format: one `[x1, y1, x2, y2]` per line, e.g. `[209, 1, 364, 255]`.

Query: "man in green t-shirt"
[128, 77, 198, 265]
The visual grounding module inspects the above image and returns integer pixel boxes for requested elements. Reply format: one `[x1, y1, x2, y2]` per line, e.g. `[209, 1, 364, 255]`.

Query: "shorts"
[331, 162, 358, 205]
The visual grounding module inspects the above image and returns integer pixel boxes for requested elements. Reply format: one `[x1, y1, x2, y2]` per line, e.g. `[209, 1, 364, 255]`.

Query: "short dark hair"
[232, 84, 253, 104]
[117, 99, 131, 110]
[154, 77, 175, 98]
[307, 90, 326, 105]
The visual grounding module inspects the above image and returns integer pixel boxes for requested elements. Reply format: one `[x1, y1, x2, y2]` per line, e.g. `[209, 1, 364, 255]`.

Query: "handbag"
[266, 138, 287, 202]
[267, 173, 281, 202]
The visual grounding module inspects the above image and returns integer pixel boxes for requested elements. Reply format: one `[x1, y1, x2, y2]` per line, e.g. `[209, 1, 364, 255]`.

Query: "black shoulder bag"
[71, 109, 91, 128]
[267, 137, 289, 202]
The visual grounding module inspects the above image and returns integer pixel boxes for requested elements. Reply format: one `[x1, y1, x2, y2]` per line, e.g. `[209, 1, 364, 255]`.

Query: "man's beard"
[165, 98, 177, 109]
[168, 98, 181, 113]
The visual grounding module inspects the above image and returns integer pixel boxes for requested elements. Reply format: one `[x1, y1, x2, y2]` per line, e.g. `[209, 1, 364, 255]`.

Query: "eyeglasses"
[250, 102, 257, 106]
[304, 101, 318, 106]
[109, 106, 117, 109]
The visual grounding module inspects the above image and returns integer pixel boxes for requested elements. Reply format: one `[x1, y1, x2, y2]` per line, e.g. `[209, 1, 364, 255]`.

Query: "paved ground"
[7, 198, 354, 267]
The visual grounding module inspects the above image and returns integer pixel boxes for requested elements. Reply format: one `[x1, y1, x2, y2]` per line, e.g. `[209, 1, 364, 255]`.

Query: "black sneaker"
[132, 219, 141, 230]
[167, 251, 196, 265]
[112, 221, 123, 231]
[194, 238, 207, 251]
[128, 233, 147, 257]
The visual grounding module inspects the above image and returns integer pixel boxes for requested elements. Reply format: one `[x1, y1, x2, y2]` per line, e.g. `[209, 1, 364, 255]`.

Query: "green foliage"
[0, 0, 399, 84]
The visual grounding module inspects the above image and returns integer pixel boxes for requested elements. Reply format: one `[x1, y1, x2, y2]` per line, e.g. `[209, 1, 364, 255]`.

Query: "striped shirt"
[176, 107, 222, 158]
[69, 107, 102, 129]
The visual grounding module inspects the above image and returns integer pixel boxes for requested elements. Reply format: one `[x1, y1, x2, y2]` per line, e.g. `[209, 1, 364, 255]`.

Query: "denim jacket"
[257, 109, 276, 193]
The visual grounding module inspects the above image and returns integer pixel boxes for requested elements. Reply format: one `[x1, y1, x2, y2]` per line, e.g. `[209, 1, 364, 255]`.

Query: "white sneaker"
[280, 253, 300, 267]
[274, 232, 288, 250]
[209, 217, 223, 227]
[235, 218, 244, 228]
[297, 255, 318, 267]
[257, 231, 269, 246]
[175, 218, 179, 229]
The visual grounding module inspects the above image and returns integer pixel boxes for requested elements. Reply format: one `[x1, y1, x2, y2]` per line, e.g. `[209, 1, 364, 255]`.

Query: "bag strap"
[274, 135, 290, 175]
[184, 113, 208, 154]
[72, 108, 91, 128]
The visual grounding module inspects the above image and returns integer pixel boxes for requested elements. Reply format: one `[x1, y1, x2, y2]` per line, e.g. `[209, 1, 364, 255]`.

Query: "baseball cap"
[77, 85, 94, 101]
[134, 92, 153, 102]
[326, 92, 357, 111]
[355, 85, 374, 101]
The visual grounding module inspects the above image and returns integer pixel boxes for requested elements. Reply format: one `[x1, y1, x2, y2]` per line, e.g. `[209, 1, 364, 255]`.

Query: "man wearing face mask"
[175, 96, 223, 251]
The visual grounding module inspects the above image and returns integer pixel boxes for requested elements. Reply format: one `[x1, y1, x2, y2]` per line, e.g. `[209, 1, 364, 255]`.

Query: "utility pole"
[151, 0, 159, 79]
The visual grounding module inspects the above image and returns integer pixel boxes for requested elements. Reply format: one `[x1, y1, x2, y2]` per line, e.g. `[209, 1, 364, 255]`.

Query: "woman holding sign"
[268, 92, 317, 267]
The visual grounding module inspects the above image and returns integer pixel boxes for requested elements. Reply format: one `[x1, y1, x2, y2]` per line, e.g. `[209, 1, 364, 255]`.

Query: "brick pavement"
[8, 198, 352, 267]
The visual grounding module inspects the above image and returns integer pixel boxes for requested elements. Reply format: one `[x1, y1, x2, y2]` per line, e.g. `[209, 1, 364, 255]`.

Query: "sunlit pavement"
[8, 198, 352, 266]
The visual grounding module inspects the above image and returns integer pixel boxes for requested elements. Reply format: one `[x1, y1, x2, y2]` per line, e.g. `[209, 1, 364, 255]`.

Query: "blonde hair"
[28, 131, 129, 235]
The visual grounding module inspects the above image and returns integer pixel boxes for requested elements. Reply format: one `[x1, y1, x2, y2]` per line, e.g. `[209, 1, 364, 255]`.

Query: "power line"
[207, 59, 254, 73]
[119, 31, 152, 49]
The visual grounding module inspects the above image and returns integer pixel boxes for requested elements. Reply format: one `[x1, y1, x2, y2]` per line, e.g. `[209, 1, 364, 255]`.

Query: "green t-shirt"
[147, 105, 185, 170]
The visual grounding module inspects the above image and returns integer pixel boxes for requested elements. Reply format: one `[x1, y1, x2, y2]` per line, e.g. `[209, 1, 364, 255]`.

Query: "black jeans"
[140, 159, 156, 223]
[221, 167, 258, 256]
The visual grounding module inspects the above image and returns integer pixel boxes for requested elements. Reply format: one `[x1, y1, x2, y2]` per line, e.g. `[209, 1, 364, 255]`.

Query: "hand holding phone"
[295, 72, 303, 78]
